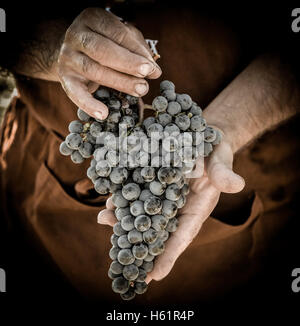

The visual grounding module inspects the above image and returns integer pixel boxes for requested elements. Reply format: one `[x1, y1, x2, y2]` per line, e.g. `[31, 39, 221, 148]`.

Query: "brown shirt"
[0, 4, 299, 304]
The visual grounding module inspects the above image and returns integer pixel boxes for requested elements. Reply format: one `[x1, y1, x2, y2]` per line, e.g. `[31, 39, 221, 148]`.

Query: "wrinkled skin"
[56, 8, 161, 120]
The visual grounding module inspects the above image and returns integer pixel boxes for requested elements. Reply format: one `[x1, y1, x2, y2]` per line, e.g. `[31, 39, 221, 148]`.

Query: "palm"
[98, 139, 245, 282]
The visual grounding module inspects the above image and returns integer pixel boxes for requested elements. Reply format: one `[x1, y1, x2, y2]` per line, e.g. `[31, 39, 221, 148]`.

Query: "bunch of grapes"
[59, 80, 221, 300]
[59, 89, 139, 163]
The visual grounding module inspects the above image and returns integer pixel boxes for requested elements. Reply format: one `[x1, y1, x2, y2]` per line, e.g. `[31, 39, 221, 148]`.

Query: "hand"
[56, 7, 161, 120]
[97, 130, 245, 283]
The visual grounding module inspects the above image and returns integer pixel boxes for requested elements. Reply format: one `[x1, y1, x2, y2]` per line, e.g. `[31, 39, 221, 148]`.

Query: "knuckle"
[79, 32, 93, 49]
[96, 13, 110, 33]
[64, 25, 78, 42]
[80, 8, 106, 28]
[111, 25, 128, 44]
[80, 7, 93, 18]
[94, 43, 107, 64]
[80, 55, 92, 74]
[93, 65, 105, 83]
[124, 25, 147, 49]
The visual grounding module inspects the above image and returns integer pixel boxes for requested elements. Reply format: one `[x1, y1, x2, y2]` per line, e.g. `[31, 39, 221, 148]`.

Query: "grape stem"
[138, 98, 154, 124]
[138, 98, 155, 123]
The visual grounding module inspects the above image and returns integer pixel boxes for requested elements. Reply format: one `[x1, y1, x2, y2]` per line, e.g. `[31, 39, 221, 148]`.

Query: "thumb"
[97, 209, 117, 227]
[207, 141, 245, 193]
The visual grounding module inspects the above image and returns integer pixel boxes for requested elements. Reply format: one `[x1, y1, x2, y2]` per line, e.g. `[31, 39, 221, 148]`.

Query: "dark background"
[0, 0, 299, 322]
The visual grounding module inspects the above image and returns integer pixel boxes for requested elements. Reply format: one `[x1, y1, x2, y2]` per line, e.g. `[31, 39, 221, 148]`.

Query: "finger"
[68, 29, 159, 79]
[125, 23, 153, 58]
[66, 52, 149, 97]
[106, 197, 115, 209]
[207, 141, 245, 193]
[87, 81, 99, 93]
[145, 274, 152, 284]
[85, 8, 158, 65]
[148, 221, 203, 282]
[97, 209, 117, 227]
[118, 27, 161, 76]
[149, 184, 220, 281]
[125, 23, 161, 79]
[209, 162, 245, 193]
[59, 73, 109, 119]
[187, 156, 205, 179]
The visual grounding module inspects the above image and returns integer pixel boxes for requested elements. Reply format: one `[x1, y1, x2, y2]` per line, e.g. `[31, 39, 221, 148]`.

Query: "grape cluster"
[59, 80, 221, 300]
[59, 89, 139, 164]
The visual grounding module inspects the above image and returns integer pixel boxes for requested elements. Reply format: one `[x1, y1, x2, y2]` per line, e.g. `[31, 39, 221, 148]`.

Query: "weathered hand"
[145, 135, 245, 282]
[97, 131, 245, 283]
[56, 7, 161, 120]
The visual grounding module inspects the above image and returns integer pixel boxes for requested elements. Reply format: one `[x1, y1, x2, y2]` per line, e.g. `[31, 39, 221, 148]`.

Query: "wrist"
[203, 55, 300, 155]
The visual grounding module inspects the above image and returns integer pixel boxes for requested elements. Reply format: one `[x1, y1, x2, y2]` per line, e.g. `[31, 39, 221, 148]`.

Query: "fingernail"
[139, 63, 154, 76]
[135, 83, 148, 96]
[97, 211, 106, 224]
[94, 111, 104, 120]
